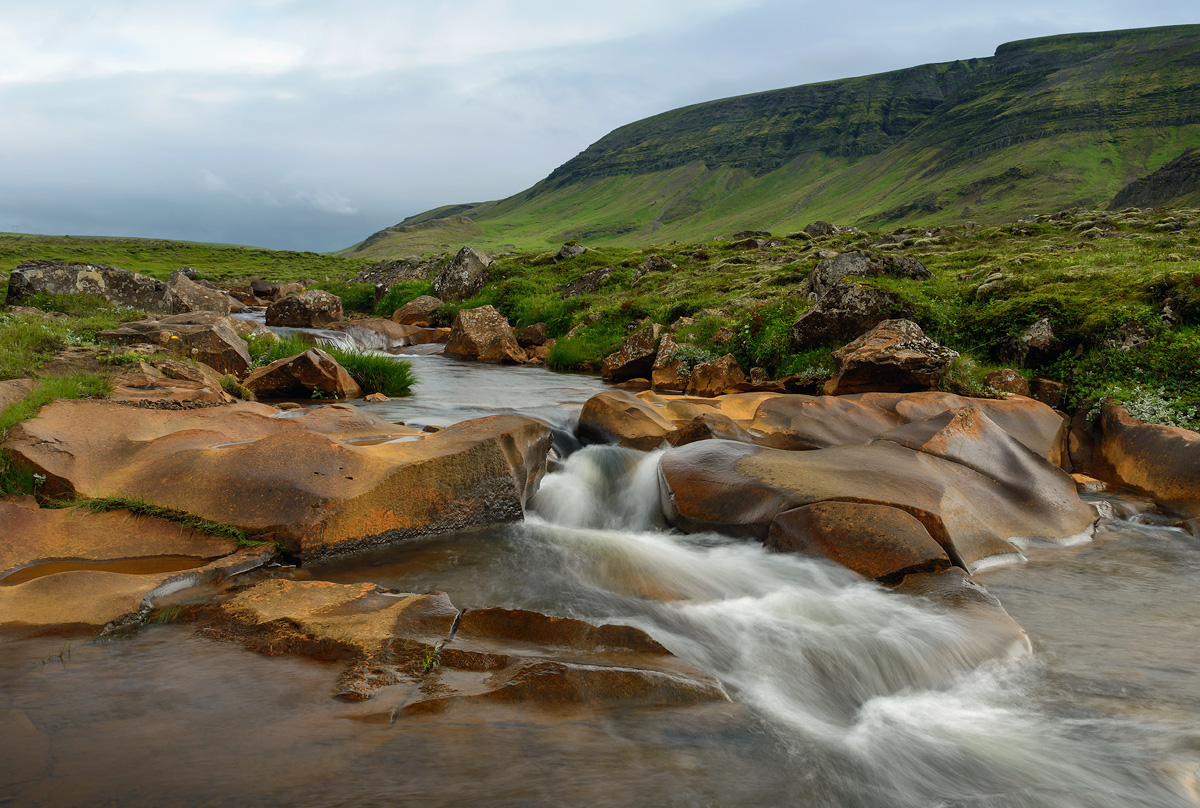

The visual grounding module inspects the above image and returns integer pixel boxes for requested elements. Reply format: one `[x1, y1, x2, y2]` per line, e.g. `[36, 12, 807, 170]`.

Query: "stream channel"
[2, 327, 1199, 807]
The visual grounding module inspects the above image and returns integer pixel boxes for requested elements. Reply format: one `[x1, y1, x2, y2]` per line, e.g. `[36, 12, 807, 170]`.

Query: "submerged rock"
[188, 579, 728, 709]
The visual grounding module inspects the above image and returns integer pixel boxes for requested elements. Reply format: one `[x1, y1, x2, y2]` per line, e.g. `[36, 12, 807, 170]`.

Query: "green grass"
[53, 495, 267, 548]
[0, 302, 144, 380]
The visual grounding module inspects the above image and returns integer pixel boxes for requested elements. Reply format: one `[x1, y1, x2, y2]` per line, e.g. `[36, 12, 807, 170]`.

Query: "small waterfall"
[529, 444, 666, 531]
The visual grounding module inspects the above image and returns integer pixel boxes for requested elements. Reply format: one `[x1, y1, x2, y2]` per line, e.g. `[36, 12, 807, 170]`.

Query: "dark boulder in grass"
[804, 251, 930, 299]
[265, 290, 344, 328]
[432, 246, 492, 302]
[6, 260, 171, 312]
[560, 266, 616, 298]
[789, 280, 900, 351]
[601, 323, 664, 381]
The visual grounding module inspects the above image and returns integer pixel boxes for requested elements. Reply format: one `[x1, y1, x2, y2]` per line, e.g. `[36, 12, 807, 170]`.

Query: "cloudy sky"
[0, 1, 1194, 252]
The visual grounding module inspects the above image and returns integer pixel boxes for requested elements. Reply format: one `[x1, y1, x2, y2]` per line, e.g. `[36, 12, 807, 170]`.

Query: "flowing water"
[2, 340, 1198, 807]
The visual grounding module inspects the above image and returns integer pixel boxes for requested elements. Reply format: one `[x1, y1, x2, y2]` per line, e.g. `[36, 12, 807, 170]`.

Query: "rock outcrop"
[444, 305, 526, 364]
[790, 280, 899, 350]
[5, 260, 171, 312]
[5, 401, 553, 559]
[804, 251, 930, 299]
[265, 290, 344, 328]
[824, 319, 958, 395]
[432, 246, 492, 302]
[167, 270, 231, 315]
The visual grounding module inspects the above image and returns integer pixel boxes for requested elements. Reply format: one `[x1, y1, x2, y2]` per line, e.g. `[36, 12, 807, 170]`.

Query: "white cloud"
[293, 189, 358, 216]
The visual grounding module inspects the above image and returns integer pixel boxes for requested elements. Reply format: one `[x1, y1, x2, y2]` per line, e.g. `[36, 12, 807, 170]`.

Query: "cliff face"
[1111, 148, 1200, 209]
[351, 24, 1200, 257]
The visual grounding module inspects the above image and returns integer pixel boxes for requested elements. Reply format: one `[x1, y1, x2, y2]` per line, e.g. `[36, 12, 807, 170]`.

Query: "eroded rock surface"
[601, 324, 664, 381]
[5, 401, 553, 558]
[188, 579, 729, 710]
[1098, 402, 1200, 516]
[444, 305, 525, 364]
[391, 295, 444, 327]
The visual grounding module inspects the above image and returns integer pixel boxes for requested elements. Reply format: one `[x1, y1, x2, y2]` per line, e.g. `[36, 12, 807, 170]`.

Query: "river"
[2, 341, 1197, 807]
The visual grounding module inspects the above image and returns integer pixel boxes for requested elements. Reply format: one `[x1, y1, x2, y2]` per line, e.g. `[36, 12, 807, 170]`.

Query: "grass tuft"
[53, 495, 268, 548]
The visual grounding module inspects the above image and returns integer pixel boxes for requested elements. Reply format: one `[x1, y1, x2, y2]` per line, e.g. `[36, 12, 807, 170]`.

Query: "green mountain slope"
[349, 24, 1200, 258]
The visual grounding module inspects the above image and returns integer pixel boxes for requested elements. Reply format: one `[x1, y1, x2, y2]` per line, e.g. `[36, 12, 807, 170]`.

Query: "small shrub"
[667, 344, 718, 379]
[937, 354, 1006, 399]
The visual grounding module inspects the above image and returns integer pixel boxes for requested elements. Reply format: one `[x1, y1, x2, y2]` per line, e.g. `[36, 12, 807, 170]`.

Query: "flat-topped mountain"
[349, 24, 1200, 258]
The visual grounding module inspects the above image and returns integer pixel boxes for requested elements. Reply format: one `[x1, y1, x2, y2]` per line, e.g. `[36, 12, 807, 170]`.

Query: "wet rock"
[167, 269, 231, 315]
[191, 580, 727, 709]
[517, 322, 549, 348]
[685, 354, 746, 398]
[665, 413, 756, 447]
[1014, 317, 1061, 367]
[766, 501, 951, 581]
[577, 389, 676, 450]
[825, 319, 958, 395]
[5, 260, 171, 312]
[983, 369, 1030, 397]
[391, 295, 444, 327]
[790, 280, 900, 350]
[432, 246, 492, 302]
[265, 290, 344, 328]
[243, 348, 362, 400]
[98, 312, 252, 376]
[5, 401, 553, 558]
[659, 405, 1094, 571]
[444, 305, 526, 364]
[601, 323, 664, 381]
[632, 254, 677, 282]
[1097, 401, 1200, 516]
[560, 266, 616, 298]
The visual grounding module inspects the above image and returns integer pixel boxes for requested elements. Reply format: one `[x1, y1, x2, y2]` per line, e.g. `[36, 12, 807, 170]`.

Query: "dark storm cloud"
[0, 1, 1194, 251]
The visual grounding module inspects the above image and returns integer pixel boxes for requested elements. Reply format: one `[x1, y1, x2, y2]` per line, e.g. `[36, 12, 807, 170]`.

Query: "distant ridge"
[349, 24, 1200, 258]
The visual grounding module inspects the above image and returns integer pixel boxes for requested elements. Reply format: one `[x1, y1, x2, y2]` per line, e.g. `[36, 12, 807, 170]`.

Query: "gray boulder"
[167, 269, 230, 315]
[1014, 317, 1061, 367]
[632, 254, 677, 282]
[790, 280, 900, 351]
[6, 260, 170, 312]
[805, 251, 931, 299]
[561, 266, 616, 298]
[432, 246, 492, 302]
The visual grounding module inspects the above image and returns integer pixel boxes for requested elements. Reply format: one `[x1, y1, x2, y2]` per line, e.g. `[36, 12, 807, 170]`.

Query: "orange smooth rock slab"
[1098, 401, 1200, 516]
[5, 400, 552, 559]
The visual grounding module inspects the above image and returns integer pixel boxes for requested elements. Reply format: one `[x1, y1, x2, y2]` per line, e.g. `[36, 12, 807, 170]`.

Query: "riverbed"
[2, 345, 1197, 807]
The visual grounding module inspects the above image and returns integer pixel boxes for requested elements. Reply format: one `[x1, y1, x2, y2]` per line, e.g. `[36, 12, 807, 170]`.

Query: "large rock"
[444, 305, 525, 364]
[391, 295, 444, 327]
[243, 348, 362, 399]
[577, 389, 677, 451]
[560, 266, 616, 298]
[659, 405, 1095, 571]
[651, 334, 688, 392]
[685, 354, 746, 397]
[109, 370, 234, 407]
[766, 501, 951, 582]
[748, 390, 1067, 464]
[265, 290, 344, 328]
[517, 322, 549, 348]
[825, 319, 958, 395]
[790, 280, 899, 350]
[186, 579, 728, 709]
[167, 270, 230, 315]
[1097, 402, 1200, 516]
[5, 401, 552, 559]
[983, 368, 1031, 397]
[432, 246, 492, 302]
[98, 312, 252, 376]
[632, 254, 677, 282]
[5, 260, 171, 312]
[805, 251, 930, 299]
[601, 323, 664, 381]
[1014, 317, 1061, 367]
